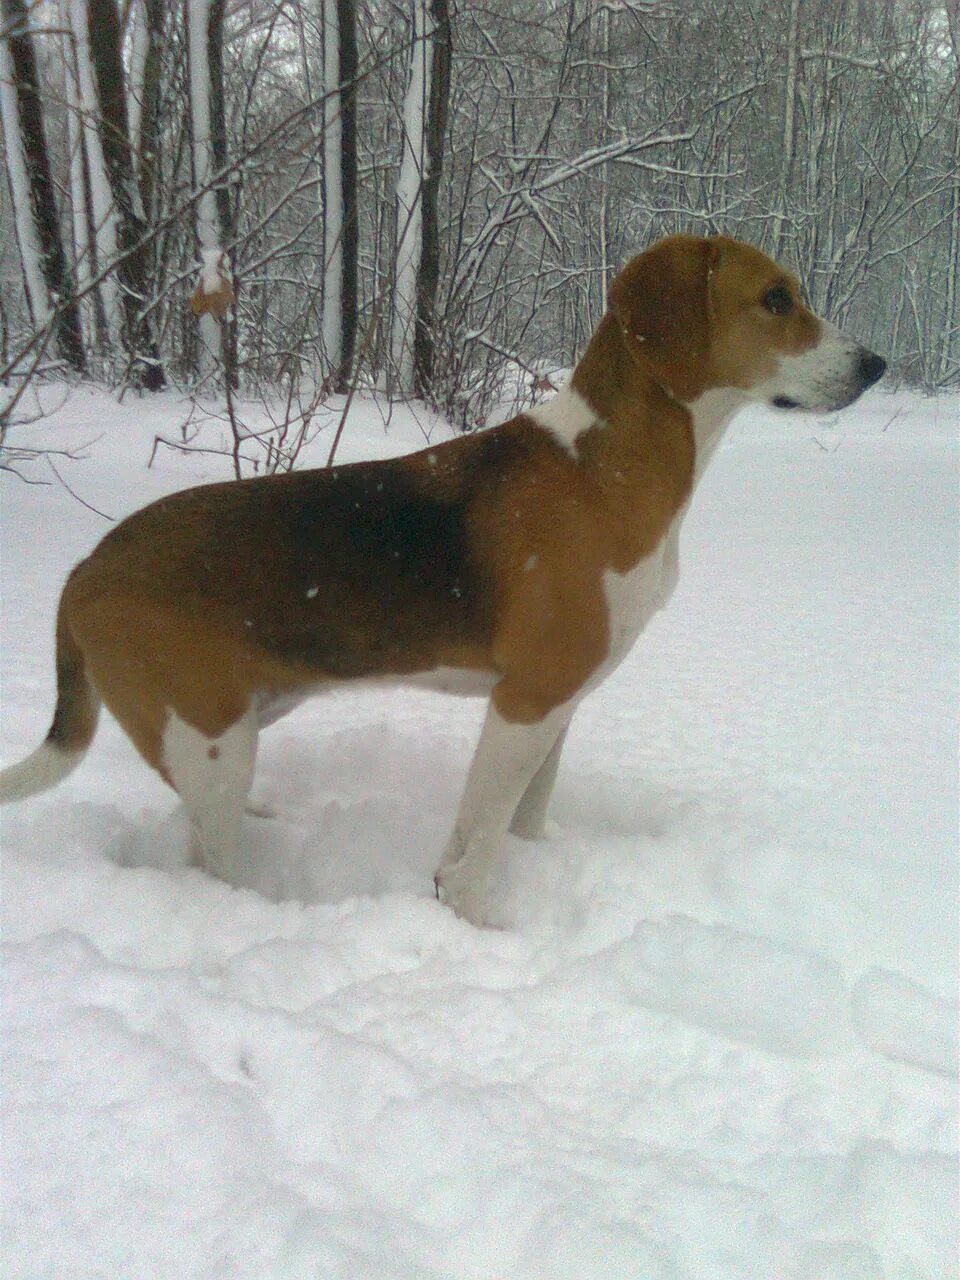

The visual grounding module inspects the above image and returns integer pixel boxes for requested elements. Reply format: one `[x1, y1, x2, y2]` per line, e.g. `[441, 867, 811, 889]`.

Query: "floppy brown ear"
[608, 235, 718, 402]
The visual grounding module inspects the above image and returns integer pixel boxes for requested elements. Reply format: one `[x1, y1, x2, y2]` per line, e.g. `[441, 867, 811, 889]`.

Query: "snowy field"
[1, 383, 957, 1279]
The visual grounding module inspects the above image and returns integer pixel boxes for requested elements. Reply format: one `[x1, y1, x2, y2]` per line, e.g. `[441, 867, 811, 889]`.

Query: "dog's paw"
[434, 862, 490, 928]
[508, 814, 558, 841]
[244, 798, 280, 820]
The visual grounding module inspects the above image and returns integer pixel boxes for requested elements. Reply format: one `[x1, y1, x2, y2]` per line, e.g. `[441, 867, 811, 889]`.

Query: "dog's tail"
[0, 600, 100, 804]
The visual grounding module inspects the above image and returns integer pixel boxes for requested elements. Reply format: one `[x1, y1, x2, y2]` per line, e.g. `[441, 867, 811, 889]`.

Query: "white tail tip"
[0, 741, 83, 804]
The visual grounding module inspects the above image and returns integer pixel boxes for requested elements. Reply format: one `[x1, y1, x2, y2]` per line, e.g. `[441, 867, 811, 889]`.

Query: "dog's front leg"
[436, 699, 571, 926]
[509, 725, 568, 840]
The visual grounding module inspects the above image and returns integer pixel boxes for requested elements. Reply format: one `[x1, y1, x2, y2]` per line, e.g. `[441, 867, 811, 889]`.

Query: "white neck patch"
[686, 387, 748, 482]
[526, 385, 603, 455]
[526, 380, 746, 479]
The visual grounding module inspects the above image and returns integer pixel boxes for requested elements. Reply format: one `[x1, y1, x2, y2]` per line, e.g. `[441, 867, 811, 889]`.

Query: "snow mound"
[610, 916, 852, 1056]
[2, 385, 957, 1277]
[852, 967, 958, 1077]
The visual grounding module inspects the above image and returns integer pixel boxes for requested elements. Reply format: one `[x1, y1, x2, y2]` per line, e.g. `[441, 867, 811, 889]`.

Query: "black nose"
[859, 352, 886, 387]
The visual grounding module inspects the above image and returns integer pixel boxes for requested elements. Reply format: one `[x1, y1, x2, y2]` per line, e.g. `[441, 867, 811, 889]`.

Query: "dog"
[0, 235, 886, 925]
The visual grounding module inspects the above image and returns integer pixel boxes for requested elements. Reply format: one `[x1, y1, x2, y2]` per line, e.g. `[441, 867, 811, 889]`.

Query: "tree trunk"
[391, 0, 431, 396]
[67, 0, 120, 341]
[132, 0, 165, 238]
[773, 0, 801, 263]
[413, 0, 451, 398]
[321, 0, 344, 380]
[337, 0, 358, 390]
[207, 0, 237, 387]
[187, 0, 234, 383]
[87, 0, 165, 389]
[59, 0, 98, 350]
[0, 32, 47, 329]
[1, 0, 86, 371]
[319, 0, 359, 392]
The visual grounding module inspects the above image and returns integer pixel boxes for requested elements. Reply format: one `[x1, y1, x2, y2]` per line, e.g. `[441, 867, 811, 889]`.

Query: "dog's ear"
[608, 235, 719, 402]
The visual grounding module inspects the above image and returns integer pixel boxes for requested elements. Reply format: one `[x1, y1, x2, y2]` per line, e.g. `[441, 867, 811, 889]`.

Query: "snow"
[1, 383, 957, 1279]
[200, 246, 228, 295]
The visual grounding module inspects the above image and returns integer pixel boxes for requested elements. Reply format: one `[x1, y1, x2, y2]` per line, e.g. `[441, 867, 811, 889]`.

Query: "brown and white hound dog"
[0, 235, 885, 925]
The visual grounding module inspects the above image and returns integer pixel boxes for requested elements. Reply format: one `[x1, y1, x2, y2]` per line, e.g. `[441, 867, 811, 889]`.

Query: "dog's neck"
[522, 317, 689, 569]
[569, 311, 656, 424]
[686, 386, 749, 481]
[569, 311, 746, 485]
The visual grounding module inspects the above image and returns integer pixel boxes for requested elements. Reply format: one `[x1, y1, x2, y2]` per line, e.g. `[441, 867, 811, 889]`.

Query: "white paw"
[509, 814, 558, 841]
[244, 798, 279, 820]
[434, 861, 491, 928]
[508, 814, 544, 840]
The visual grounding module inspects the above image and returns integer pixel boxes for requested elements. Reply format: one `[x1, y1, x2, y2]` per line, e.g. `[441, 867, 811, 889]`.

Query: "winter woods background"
[1, 0, 958, 440]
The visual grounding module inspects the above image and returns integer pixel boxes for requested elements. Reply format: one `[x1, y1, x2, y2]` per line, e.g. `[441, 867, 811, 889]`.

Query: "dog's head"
[608, 234, 885, 411]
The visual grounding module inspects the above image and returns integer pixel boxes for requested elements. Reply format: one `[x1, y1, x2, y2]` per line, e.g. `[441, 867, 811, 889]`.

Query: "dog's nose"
[859, 352, 886, 387]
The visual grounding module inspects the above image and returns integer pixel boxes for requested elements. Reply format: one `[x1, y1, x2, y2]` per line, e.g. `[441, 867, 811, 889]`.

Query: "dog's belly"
[395, 667, 499, 697]
[254, 690, 308, 728]
[248, 517, 683, 729]
[252, 667, 497, 728]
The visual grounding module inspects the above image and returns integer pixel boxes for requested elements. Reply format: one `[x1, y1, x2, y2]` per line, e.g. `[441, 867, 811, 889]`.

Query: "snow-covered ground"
[2, 383, 957, 1279]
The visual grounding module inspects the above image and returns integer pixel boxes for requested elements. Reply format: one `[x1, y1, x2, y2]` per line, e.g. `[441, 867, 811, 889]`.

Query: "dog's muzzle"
[857, 351, 887, 390]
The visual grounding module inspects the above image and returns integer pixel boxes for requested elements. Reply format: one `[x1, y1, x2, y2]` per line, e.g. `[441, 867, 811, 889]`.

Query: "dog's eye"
[762, 285, 793, 316]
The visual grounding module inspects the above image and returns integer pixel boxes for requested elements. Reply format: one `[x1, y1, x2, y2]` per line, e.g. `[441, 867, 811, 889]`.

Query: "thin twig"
[46, 456, 114, 520]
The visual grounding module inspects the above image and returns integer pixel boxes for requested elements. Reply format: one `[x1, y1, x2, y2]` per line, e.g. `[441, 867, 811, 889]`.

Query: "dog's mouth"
[769, 354, 886, 415]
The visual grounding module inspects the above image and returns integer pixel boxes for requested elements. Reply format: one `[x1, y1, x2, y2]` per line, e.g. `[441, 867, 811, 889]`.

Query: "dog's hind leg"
[163, 707, 258, 880]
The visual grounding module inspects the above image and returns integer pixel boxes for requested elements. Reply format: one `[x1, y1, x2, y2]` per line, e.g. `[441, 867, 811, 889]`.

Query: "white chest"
[598, 517, 683, 682]
[592, 390, 741, 685]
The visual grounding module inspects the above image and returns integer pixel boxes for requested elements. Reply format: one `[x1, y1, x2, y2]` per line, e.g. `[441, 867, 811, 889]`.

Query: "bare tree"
[390, 0, 431, 395]
[1, 0, 85, 371]
[65, 0, 120, 343]
[187, 0, 235, 382]
[86, 0, 165, 389]
[411, 0, 450, 398]
[129, 0, 166, 241]
[336, 0, 359, 388]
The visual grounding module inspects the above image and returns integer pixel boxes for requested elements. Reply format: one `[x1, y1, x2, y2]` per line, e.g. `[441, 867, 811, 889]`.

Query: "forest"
[1, 0, 957, 447]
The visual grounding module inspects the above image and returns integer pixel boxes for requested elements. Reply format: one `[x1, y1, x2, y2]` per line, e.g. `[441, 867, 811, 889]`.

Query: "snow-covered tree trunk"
[412, 0, 450, 398]
[940, 107, 960, 386]
[596, 4, 612, 320]
[126, 3, 149, 184]
[773, 0, 801, 262]
[59, 0, 95, 350]
[187, 0, 231, 377]
[128, 0, 164, 236]
[0, 31, 48, 330]
[1, 0, 86, 370]
[319, 0, 358, 392]
[86, 0, 164, 390]
[321, 0, 343, 380]
[67, 0, 120, 341]
[337, 0, 358, 390]
[390, 0, 433, 396]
